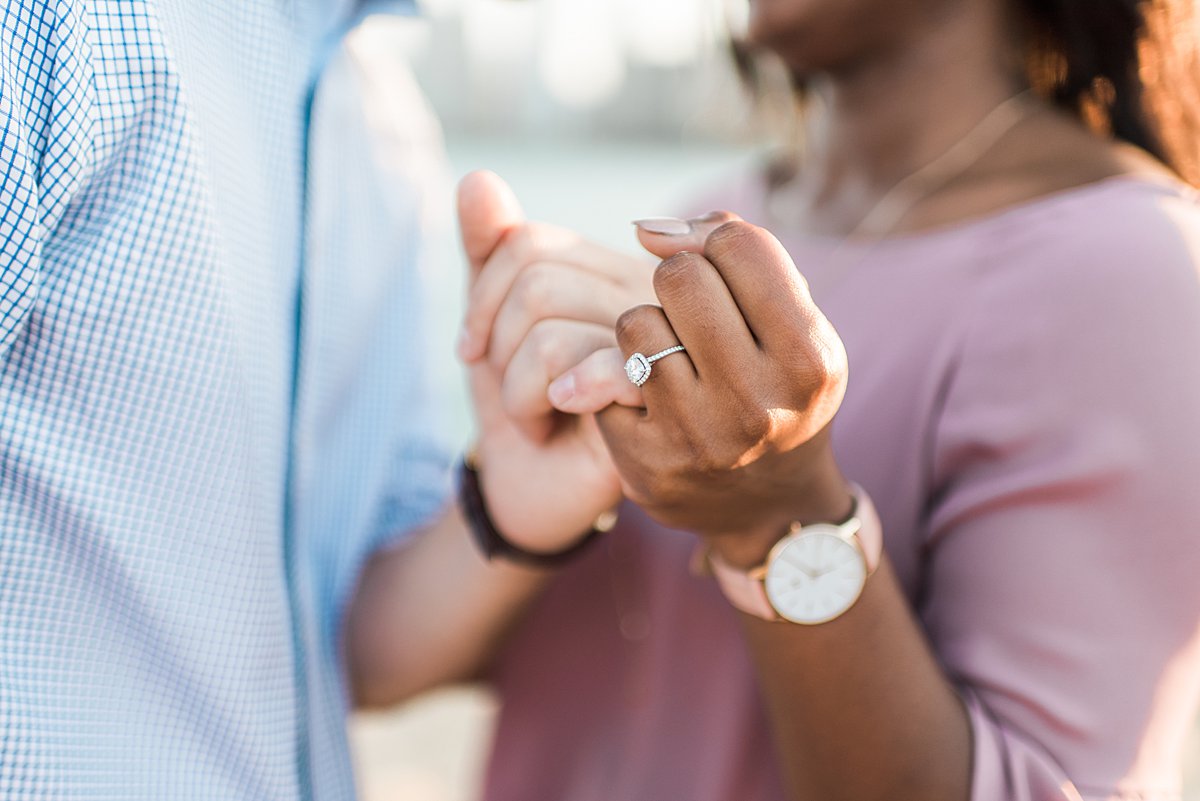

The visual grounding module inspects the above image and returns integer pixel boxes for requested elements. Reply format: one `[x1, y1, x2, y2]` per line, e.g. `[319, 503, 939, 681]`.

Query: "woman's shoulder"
[982, 173, 1200, 261]
[968, 175, 1200, 324]
[688, 166, 1200, 328]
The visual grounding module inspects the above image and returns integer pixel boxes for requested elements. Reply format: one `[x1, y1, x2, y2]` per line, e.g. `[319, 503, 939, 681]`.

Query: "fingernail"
[691, 210, 726, 223]
[632, 217, 692, 236]
[456, 329, 475, 360]
[548, 374, 576, 408]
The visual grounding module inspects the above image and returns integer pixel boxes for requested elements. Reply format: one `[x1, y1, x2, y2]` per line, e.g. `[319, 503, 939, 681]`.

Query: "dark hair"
[1018, 0, 1200, 186]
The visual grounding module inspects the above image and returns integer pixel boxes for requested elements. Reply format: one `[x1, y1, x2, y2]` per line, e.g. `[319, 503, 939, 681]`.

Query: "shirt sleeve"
[920, 193, 1200, 800]
[336, 23, 462, 551]
[0, 84, 41, 360]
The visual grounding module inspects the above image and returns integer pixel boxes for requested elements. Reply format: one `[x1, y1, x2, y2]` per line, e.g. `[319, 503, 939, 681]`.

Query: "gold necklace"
[768, 89, 1036, 261]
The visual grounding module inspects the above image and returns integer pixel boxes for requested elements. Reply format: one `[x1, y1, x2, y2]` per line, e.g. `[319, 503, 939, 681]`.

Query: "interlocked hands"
[459, 172, 852, 564]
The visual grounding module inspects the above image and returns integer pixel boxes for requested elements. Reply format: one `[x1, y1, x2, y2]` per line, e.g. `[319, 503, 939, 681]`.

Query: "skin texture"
[350, 0, 1174, 796]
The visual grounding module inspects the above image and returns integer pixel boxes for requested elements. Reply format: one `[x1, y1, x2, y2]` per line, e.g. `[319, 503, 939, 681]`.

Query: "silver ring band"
[624, 345, 687, 387]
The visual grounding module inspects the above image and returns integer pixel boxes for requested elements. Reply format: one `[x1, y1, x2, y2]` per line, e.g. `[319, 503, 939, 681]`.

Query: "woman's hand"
[549, 219, 855, 567]
[456, 171, 644, 553]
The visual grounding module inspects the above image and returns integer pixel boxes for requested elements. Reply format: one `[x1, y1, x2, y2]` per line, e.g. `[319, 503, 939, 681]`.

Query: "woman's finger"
[613, 304, 696, 411]
[650, 250, 757, 379]
[634, 211, 741, 260]
[548, 347, 645, 414]
[486, 261, 631, 375]
[701, 221, 815, 349]
[499, 319, 616, 440]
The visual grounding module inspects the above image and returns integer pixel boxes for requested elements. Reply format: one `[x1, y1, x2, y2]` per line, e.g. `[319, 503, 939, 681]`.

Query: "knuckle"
[575, 356, 607, 394]
[730, 407, 772, 448]
[513, 263, 554, 315]
[785, 318, 848, 391]
[614, 304, 659, 346]
[499, 373, 526, 420]
[652, 252, 704, 298]
[522, 222, 570, 259]
[819, 333, 850, 386]
[678, 403, 770, 474]
[699, 210, 740, 225]
[619, 479, 652, 510]
[641, 465, 678, 504]
[811, 343, 849, 406]
[498, 224, 539, 266]
[486, 338, 511, 372]
[528, 320, 562, 366]
[686, 434, 734, 476]
[703, 220, 761, 261]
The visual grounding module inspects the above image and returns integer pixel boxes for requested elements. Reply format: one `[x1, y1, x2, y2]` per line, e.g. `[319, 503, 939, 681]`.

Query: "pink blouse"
[482, 175, 1200, 801]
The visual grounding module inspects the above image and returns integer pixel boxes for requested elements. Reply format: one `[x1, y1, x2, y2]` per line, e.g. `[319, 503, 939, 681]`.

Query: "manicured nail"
[692, 210, 727, 223]
[456, 329, 476, 360]
[632, 217, 692, 236]
[548, 374, 576, 407]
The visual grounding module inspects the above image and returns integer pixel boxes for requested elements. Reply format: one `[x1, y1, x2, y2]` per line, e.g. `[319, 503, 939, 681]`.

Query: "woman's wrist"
[703, 463, 855, 570]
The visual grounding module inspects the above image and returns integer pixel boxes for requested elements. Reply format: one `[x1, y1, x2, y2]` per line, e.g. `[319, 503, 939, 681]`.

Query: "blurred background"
[346, 2, 1200, 799]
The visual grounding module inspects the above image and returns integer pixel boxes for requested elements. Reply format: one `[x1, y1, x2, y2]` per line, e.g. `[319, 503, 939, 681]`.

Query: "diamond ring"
[624, 345, 687, 387]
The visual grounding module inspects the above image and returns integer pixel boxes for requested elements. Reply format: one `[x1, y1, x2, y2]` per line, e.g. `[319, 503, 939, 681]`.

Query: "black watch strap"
[458, 455, 613, 568]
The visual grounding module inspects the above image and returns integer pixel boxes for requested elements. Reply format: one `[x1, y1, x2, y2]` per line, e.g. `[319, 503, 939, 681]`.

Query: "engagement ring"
[624, 345, 687, 387]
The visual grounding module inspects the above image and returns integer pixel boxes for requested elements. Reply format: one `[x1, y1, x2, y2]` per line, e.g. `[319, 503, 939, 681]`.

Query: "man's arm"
[346, 502, 551, 708]
[347, 171, 631, 708]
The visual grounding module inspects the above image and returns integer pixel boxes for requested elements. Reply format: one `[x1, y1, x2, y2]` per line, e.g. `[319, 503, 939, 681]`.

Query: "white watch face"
[764, 527, 867, 625]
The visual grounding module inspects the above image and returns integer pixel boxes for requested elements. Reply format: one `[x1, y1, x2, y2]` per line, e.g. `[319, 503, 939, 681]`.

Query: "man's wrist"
[459, 453, 616, 569]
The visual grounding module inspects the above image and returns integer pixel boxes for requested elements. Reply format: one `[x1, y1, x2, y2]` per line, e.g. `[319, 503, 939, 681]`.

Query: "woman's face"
[747, 0, 971, 76]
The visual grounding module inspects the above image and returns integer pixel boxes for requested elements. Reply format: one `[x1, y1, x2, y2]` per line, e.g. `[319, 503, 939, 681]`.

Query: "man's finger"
[460, 225, 606, 363]
[485, 261, 628, 373]
[457, 170, 524, 274]
[633, 211, 741, 260]
[500, 320, 616, 439]
[548, 347, 645, 415]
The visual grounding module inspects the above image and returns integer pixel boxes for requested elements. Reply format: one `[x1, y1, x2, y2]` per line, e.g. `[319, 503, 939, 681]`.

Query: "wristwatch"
[707, 484, 882, 624]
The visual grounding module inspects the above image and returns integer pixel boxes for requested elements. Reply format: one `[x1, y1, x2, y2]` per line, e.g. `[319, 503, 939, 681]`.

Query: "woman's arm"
[553, 219, 973, 800]
[737, 553, 971, 801]
[549, 212, 1200, 800]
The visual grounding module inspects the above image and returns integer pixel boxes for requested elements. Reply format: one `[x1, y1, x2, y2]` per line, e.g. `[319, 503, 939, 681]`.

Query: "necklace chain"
[846, 89, 1035, 240]
[768, 89, 1037, 277]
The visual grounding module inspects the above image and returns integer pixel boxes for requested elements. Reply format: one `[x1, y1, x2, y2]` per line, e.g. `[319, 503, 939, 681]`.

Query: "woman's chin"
[746, 0, 796, 46]
[745, 1, 827, 65]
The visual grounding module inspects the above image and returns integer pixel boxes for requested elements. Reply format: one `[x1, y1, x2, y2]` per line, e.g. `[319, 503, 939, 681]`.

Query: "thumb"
[458, 170, 525, 274]
[632, 211, 742, 260]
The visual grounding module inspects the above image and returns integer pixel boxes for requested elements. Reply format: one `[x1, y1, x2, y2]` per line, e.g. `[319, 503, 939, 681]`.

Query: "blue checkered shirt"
[0, 2, 455, 798]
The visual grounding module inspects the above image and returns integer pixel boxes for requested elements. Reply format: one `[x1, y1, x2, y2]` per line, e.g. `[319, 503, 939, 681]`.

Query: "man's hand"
[457, 171, 627, 552]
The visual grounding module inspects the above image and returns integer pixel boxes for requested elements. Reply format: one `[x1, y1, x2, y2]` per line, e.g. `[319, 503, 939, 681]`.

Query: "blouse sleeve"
[920, 191, 1200, 800]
